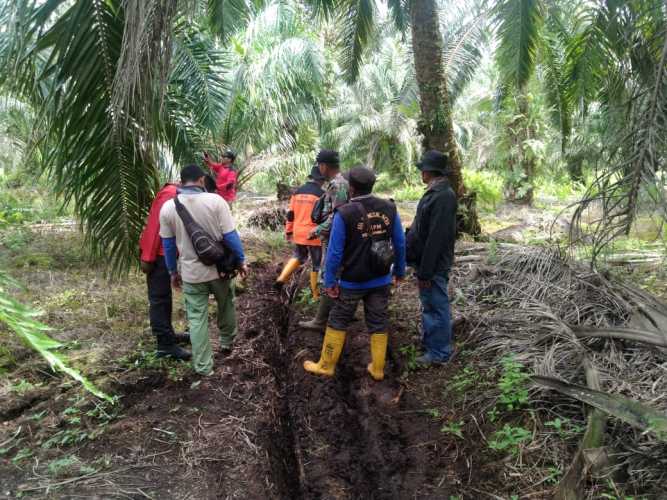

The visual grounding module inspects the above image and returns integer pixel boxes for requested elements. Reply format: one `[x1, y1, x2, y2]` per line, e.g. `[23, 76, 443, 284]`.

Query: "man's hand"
[140, 260, 155, 274]
[238, 263, 249, 279]
[418, 279, 432, 290]
[307, 229, 318, 240]
[324, 285, 340, 299]
[170, 272, 182, 289]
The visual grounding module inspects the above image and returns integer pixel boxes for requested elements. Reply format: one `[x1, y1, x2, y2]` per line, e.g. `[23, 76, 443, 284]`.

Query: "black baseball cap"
[221, 148, 236, 160]
[309, 164, 325, 181]
[417, 150, 450, 174]
[181, 164, 207, 183]
[316, 149, 340, 166]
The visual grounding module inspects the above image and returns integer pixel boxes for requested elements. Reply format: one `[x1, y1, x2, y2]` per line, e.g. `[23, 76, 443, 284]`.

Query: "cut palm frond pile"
[246, 205, 288, 232]
[453, 243, 667, 495]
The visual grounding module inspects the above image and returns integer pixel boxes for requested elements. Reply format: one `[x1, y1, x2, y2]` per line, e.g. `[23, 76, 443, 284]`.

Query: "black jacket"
[406, 178, 457, 280]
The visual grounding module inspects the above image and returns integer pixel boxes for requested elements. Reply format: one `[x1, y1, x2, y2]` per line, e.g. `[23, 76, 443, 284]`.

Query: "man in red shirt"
[203, 149, 237, 203]
[139, 183, 192, 360]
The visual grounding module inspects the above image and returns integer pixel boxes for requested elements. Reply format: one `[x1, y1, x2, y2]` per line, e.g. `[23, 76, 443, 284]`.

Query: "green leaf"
[0, 271, 112, 402]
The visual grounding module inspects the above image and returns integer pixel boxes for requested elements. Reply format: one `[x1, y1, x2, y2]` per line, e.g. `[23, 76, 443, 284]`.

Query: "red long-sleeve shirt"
[139, 183, 178, 262]
[204, 158, 237, 202]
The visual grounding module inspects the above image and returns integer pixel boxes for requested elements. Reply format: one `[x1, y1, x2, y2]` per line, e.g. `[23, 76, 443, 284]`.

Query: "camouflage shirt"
[314, 172, 349, 241]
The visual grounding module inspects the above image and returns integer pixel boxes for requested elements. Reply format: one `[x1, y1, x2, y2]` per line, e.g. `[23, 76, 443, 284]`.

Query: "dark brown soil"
[0, 256, 501, 499]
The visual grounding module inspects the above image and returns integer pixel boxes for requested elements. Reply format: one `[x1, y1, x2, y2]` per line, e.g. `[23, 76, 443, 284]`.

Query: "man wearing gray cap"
[406, 150, 457, 366]
[303, 166, 406, 381]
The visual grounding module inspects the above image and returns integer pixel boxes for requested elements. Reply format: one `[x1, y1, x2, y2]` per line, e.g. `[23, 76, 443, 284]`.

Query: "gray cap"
[344, 165, 376, 190]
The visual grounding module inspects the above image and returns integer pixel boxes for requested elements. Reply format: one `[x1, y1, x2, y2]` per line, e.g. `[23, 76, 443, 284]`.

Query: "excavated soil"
[1, 261, 476, 499]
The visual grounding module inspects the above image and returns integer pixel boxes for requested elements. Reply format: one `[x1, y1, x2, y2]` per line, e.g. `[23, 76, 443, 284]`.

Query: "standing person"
[298, 149, 349, 331]
[406, 150, 457, 366]
[274, 165, 325, 297]
[159, 165, 248, 376]
[303, 166, 406, 380]
[203, 149, 237, 203]
[139, 183, 191, 361]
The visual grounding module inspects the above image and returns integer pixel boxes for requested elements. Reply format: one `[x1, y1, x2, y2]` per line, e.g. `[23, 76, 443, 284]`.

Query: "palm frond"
[540, 28, 572, 151]
[206, 0, 260, 40]
[30, 0, 159, 273]
[571, 19, 667, 262]
[0, 271, 112, 402]
[494, 0, 544, 90]
[337, 0, 378, 83]
[442, 2, 490, 104]
[534, 376, 667, 441]
[164, 23, 232, 163]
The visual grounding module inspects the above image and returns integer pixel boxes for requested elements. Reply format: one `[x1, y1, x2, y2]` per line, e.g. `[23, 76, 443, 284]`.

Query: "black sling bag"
[173, 196, 240, 277]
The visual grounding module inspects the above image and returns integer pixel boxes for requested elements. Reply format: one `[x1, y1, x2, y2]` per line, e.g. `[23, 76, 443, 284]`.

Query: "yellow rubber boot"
[367, 333, 388, 381]
[303, 327, 346, 377]
[276, 258, 301, 284]
[309, 272, 320, 300]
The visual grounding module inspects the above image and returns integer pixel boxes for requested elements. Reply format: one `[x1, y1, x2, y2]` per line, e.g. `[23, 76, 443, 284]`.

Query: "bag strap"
[174, 196, 202, 239]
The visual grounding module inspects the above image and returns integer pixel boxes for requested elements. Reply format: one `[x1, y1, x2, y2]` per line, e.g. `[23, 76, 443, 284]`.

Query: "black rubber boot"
[173, 332, 190, 344]
[156, 336, 192, 361]
[298, 295, 334, 332]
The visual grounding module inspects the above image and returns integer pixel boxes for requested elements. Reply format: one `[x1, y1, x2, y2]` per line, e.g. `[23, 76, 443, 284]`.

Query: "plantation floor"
[1, 199, 665, 499]
[0, 225, 511, 498]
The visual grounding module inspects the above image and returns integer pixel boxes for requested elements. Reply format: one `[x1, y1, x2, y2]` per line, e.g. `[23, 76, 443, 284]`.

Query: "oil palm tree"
[323, 34, 420, 175]
[0, 0, 323, 272]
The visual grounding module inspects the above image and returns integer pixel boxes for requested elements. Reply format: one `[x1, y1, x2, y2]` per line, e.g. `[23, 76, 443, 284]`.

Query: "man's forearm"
[223, 230, 245, 262]
[161, 237, 178, 273]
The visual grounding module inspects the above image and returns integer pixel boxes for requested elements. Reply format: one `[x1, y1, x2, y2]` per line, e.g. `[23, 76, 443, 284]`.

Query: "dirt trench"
[1, 263, 459, 498]
[260, 271, 456, 499]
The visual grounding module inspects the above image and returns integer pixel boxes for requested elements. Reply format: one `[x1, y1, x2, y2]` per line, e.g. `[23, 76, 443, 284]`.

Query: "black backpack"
[354, 202, 395, 276]
[174, 196, 240, 278]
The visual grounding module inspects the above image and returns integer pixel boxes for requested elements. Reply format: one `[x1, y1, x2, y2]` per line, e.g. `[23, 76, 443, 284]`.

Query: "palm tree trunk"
[410, 0, 480, 235]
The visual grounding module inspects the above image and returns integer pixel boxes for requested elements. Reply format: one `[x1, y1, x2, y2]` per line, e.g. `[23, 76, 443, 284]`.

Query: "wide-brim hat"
[417, 150, 450, 174]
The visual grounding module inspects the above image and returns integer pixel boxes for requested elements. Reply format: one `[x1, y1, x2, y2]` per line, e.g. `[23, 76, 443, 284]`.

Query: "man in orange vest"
[274, 166, 325, 297]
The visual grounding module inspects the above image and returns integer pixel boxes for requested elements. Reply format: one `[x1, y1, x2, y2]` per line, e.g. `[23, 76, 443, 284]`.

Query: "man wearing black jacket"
[406, 150, 457, 366]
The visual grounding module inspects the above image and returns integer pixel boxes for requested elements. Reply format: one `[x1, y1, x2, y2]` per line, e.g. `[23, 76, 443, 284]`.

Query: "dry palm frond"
[454, 243, 667, 493]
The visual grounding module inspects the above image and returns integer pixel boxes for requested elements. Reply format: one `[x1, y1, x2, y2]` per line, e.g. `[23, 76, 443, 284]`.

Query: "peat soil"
[1, 259, 481, 499]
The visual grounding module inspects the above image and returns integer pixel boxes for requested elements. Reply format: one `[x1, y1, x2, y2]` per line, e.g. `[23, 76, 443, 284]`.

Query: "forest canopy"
[0, 0, 666, 269]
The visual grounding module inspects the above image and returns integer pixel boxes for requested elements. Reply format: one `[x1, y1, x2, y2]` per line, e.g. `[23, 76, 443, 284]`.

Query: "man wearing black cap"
[274, 165, 325, 296]
[204, 148, 237, 203]
[159, 164, 248, 376]
[303, 166, 406, 381]
[298, 149, 350, 330]
[406, 150, 457, 366]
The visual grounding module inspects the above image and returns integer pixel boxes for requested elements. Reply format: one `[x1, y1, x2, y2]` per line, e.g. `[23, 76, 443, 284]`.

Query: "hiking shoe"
[415, 348, 457, 368]
[156, 343, 192, 361]
[173, 332, 190, 344]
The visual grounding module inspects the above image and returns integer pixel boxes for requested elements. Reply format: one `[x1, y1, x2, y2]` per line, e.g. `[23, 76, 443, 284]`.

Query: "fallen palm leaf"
[571, 326, 667, 348]
[533, 376, 667, 441]
[0, 271, 113, 402]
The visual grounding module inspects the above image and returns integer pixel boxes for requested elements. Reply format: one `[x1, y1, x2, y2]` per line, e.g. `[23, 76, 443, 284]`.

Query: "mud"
[1, 262, 465, 498]
[272, 274, 458, 499]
